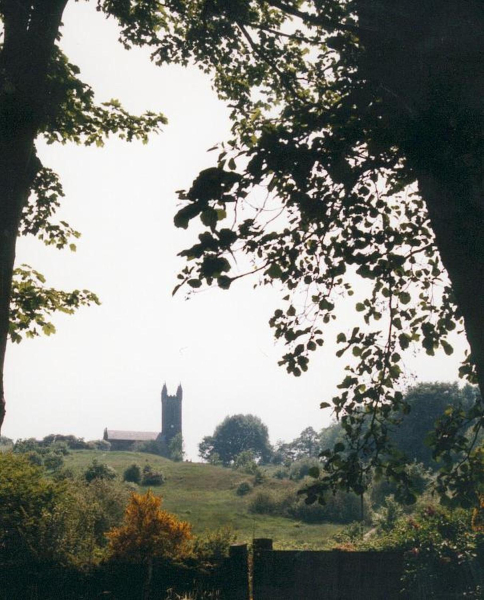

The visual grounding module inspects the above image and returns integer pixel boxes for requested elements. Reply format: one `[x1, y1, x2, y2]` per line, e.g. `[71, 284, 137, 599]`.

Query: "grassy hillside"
[64, 450, 342, 548]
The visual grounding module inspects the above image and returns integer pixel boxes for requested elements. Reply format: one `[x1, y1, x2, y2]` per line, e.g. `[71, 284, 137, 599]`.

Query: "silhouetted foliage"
[172, 0, 484, 506]
[392, 382, 477, 468]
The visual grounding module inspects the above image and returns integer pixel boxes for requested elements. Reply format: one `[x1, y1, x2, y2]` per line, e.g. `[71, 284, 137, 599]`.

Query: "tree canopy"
[199, 414, 272, 466]
[170, 1, 484, 505]
[317, 382, 479, 470]
[1, 0, 484, 505]
[273, 426, 321, 464]
[392, 383, 478, 470]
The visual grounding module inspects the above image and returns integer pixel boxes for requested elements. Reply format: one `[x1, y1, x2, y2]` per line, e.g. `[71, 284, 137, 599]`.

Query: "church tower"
[161, 383, 182, 443]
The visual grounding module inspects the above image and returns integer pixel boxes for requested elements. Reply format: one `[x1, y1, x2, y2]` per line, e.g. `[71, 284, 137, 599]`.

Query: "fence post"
[225, 543, 250, 600]
[252, 539, 273, 600]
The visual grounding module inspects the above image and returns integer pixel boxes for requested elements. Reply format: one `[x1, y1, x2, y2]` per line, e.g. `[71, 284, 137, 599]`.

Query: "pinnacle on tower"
[176, 384, 183, 401]
[161, 383, 168, 401]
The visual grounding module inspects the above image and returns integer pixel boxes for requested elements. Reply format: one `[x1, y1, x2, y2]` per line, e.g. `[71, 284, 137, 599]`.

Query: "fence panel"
[251, 541, 404, 600]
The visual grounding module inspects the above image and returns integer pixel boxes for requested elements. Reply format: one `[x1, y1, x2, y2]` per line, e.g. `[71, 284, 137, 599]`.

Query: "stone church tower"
[161, 383, 182, 443]
[104, 383, 183, 450]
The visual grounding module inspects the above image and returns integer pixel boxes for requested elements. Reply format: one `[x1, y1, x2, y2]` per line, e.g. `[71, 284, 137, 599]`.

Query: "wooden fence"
[225, 538, 404, 600]
[0, 541, 405, 599]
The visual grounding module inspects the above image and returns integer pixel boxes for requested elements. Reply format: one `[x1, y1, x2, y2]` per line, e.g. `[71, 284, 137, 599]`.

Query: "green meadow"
[64, 450, 342, 548]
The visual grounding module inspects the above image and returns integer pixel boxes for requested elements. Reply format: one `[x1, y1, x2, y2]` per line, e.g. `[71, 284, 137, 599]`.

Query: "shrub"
[273, 467, 289, 480]
[13, 438, 42, 454]
[289, 490, 371, 524]
[192, 527, 236, 565]
[248, 491, 275, 515]
[42, 434, 88, 450]
[0, 453, 98, 564]
[141, 464, 165, 486]
[236, 481, 252, 496]
[107, 490, 192, 562]
[0, 435, 13, 449]
[49, 441, 70, 455]
[0, 454, 60, 561]
[332, 521, 366, 546]
[287, 499, 328, 523]
[168, 433, 184, 462]
[207, 452, 222, 466]
[134, 439, 165, 455]
[373, 505, 483, 598]
[233, 450, 258, 474]
[75, 478, 131, 549]
[13, 438, 70, 458]
[84, 459, 117, 483]
[0, 454, 131, 565]
[53, 467, 75, 481]
[247, 485, 369, 524]
[124, 481, 139, 492]
[123, 463, 142, 484]
[26, 451, 43, 466]
[375, 497, 404, 533]
[87, 439, 111, 451]
[247, 488, 298, 516]
[370, 462, 431, 508]
[288, 457, 321, 481]
[43, 452, 64, 472]
[253, 468, 265, 485]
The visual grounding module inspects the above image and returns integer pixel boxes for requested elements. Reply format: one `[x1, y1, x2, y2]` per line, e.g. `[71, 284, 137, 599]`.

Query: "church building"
[104, 384, 182, 451]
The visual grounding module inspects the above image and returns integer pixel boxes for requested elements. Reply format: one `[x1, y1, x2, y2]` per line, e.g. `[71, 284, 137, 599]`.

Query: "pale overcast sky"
[3, 3, 470, 459]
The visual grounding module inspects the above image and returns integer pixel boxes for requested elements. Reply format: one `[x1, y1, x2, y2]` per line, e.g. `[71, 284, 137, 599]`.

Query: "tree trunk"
[0, 0, 68, 432]
[418, 173, 484, 385]
[0, 138, 38, 433]
[355, 0, 484, 397]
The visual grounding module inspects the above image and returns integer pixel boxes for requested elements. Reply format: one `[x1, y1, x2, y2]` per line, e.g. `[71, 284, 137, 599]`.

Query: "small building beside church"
[104, 383, 182, 451]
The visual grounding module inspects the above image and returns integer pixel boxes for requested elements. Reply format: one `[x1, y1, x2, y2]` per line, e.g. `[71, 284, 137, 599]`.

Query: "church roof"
[105, 430, 159, 441]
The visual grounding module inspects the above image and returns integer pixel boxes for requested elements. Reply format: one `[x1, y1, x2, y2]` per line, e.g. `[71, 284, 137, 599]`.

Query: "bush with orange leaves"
[106, 490, 192, 562]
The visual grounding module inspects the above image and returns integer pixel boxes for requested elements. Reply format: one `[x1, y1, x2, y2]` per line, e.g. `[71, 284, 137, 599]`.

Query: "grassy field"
[64, 450, 342, 548]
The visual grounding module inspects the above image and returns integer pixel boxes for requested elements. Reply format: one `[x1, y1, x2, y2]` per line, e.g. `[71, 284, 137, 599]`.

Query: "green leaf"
[200, 208, 218, 229]
[187, 279, 202, 288]
[174, 203, 201, 229]
[399, 333, 411, 350]
[267, 263, 283, 279]
[399, 291, 411, 305]
[441, 340, 454, 356]
[42, 323, 56, 336]
[308, 466, 320, 478]
[217, 276, 232, 289]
